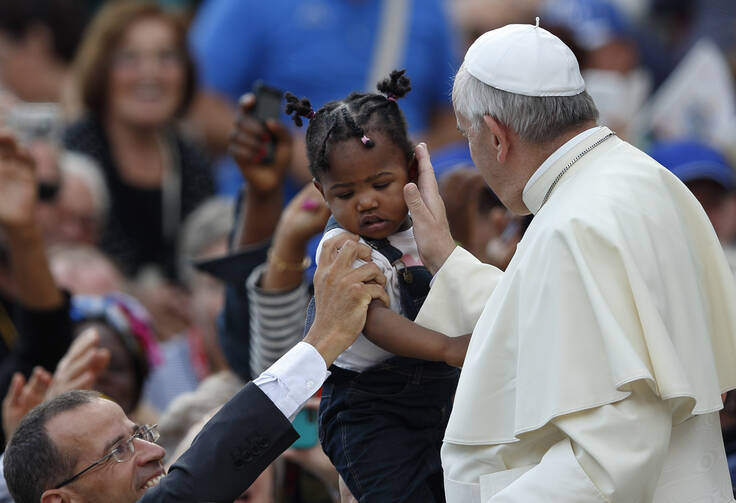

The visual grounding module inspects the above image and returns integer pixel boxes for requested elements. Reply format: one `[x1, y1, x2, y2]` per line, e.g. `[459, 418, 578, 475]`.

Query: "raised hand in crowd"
[229, 93, 294, 248]
[0, 131, 62, 310]
[229, 93, 293, 194]
[1, 328, 109, 440]
[0, 133, 36, 232]
[45, 327, 110, 399]
[262, 183, 329, 290]
[2, 366, 51, 441]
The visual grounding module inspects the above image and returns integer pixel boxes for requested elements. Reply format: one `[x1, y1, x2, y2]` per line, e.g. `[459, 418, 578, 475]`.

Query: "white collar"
[523, 126, 603, 198]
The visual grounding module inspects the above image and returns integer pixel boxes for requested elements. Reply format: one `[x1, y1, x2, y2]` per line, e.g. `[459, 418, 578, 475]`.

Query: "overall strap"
[362, 237, 404, 264]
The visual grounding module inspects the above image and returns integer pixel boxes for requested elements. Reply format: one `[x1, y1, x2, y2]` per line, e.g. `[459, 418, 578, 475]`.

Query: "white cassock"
[416, 126, 736, 502]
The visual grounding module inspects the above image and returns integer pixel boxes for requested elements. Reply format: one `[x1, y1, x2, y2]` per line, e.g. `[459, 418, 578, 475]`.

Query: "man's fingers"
[320, 233, 359, 265]
[348, 262, 386, 287]
[363, 283, 390, 309]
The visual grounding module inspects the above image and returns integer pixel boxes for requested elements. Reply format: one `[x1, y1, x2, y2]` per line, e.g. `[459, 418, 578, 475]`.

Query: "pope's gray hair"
[452, 62, 599, 144]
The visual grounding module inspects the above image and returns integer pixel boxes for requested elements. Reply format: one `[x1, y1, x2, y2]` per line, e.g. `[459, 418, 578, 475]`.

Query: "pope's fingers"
[404, 182, 431, 223]
[414, 143, 440, 193]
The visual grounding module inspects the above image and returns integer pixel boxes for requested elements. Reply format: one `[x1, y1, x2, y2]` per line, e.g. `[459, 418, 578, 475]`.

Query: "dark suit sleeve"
[140, 382, 298, 502]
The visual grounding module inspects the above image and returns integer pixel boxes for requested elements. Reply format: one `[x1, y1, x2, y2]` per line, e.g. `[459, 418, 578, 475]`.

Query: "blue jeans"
[319, 358, 459, 502]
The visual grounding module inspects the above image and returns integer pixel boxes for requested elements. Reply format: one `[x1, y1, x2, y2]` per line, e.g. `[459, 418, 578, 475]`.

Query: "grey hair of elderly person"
[452, 61, 599, 143]
[177, 197, 234, 289]
[59, 150, 110, 221]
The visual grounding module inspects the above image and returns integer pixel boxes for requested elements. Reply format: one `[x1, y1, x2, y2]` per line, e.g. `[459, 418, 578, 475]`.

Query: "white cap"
[464, 22, 586, 97]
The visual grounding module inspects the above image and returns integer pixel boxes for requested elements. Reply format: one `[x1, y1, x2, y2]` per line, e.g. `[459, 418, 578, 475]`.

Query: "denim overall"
[304, 217, 459, 502]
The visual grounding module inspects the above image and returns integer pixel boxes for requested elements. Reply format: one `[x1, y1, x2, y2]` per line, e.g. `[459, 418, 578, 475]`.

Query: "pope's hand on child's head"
[404, 143, 456, 275]
[306, 234, 388, 366]
[229, 93, 292, 195]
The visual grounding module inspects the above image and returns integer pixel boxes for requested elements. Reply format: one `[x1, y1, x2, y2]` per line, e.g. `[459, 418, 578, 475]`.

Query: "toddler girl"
[288, 70, 468, 502]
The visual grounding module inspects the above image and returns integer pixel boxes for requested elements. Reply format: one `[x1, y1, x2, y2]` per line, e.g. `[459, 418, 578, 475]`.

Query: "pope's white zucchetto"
[464, 23, 586, 97]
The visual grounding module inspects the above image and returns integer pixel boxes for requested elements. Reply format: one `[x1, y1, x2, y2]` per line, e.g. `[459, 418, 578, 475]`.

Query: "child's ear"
[313, 178, 327, 203]
[408, 155, 418, 184]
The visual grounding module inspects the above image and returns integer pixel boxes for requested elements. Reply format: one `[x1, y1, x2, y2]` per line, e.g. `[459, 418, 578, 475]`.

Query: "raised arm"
[247, 184, 329, 377]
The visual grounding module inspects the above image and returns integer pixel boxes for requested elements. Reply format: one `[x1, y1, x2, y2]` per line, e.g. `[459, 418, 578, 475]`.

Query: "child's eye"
[373, 182, 390, 190]
[336, 192, 353, 200]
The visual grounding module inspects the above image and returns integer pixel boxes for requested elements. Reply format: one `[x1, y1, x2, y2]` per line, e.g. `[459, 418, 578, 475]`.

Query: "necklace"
[540, 132, 616, 208]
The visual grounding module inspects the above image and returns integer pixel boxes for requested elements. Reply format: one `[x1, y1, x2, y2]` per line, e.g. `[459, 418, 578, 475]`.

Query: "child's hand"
[444, 334, 471, 368]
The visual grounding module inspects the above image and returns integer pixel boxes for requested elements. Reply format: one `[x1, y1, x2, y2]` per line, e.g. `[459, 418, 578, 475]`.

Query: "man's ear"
[41, 488, 69, 503]
[407, 155, 418, 184]
[482, 115, 510, 164]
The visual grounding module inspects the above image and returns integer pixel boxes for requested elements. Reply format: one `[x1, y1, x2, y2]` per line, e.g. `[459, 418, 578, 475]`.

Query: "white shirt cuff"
[253, 341, 328, 421]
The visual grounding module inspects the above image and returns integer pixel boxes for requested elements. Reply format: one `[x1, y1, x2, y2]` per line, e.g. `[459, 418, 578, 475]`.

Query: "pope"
[405, 22, 736, 502]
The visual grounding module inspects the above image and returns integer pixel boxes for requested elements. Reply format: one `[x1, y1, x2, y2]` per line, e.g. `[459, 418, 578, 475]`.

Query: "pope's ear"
[482, 115, 510, 163]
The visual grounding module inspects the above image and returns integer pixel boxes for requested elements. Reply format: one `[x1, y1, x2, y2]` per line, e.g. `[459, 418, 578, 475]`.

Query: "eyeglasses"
[54, 424, 159, 489]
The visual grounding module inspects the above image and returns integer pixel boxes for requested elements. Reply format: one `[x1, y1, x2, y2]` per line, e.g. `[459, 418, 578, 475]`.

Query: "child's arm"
[363, 301, 470, 367]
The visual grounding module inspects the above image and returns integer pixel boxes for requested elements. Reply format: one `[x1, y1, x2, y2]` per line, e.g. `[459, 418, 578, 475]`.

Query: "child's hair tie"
[285, 92, 316, 127]
[386, 93, 397, 102]
[361, 135, 375, 147]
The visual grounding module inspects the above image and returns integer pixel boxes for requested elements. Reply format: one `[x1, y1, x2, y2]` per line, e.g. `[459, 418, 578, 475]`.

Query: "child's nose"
[356, 193, 378, 211]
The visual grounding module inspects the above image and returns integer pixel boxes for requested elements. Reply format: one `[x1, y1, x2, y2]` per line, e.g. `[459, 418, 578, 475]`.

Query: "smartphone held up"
[251, 81, 283, 165]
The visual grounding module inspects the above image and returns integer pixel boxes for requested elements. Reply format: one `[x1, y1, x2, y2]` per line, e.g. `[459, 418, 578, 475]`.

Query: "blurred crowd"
[0, 0, 735, 501]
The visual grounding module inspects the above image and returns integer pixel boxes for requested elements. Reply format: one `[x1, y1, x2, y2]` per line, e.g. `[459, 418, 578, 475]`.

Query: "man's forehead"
[46, 398, 131, 456]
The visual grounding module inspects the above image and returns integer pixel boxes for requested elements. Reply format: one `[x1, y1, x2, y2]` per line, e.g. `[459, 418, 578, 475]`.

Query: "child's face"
[315, 133, 416, 240]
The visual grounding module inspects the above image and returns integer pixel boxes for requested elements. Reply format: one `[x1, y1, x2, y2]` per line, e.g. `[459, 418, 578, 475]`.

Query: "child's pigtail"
[376, 69, 412, 102]
[285, 92, 315, 128]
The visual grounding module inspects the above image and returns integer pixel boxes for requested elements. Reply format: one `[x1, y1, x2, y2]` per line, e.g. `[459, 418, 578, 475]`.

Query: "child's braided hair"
[285, 69, 413, 179]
